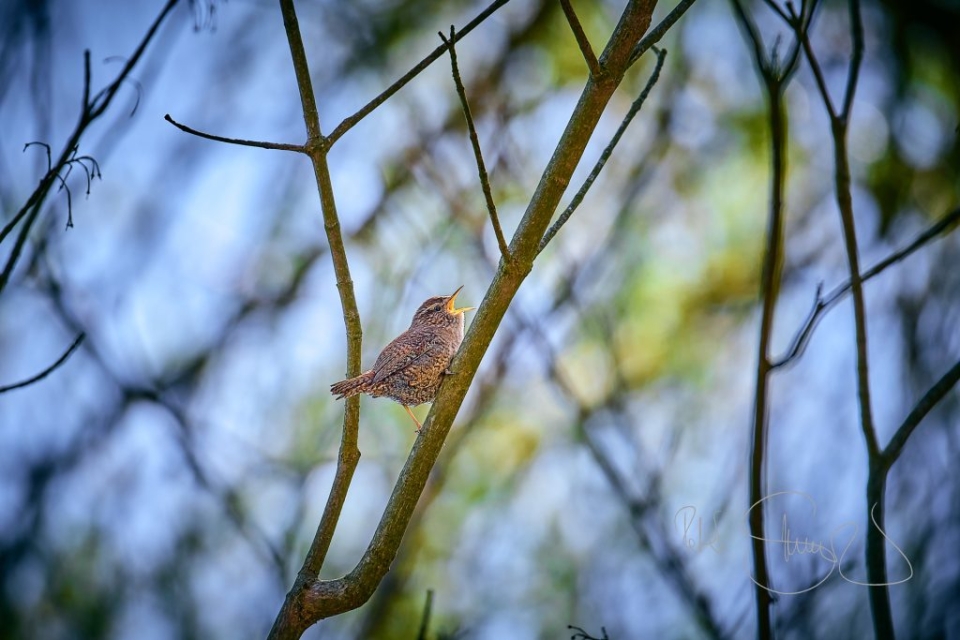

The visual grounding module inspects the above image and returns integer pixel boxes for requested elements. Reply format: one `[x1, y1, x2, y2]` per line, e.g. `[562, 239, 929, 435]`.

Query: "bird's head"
[411, 286, 475, 328]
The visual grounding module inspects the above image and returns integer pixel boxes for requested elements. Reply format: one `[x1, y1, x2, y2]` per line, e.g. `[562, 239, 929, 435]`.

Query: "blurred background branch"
[0, 332, 84, 394]
[729, 1, 806, 636]
[2, 0, 959, 638]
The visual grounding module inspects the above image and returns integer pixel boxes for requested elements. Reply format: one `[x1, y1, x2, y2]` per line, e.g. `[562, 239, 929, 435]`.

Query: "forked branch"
[773, 206, 960, 369]
[729, 1, 808, 637]
[0, 0, 181, 296]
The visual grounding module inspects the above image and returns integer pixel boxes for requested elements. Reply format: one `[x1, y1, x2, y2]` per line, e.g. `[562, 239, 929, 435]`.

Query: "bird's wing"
[369, 333, 439, 385]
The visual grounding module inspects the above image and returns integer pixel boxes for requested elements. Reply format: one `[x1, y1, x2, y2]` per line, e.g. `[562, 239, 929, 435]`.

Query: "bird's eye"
[433, 304, 442, 312]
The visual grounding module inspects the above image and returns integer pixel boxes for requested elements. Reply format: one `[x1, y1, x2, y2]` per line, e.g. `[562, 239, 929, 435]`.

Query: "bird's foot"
[404, 405, 424, 432]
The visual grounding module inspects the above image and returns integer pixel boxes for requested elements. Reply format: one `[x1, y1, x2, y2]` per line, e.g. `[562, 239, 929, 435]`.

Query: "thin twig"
[0, 333, 86, 394]
[0, 0, 181, 296]
[883, 358, 960, 470]
[440, 27, 511, 260]
[793, 4, 836, 119]
[24, 141, 52, 172]
[772, 206, 960, 368]
[415, 589, 434, 640]
[840, 0, 864, 120]
[729, 0, 806, 635]
[560, 0, 600, 76]
[82, 49, 92, 116]
[163, 114, 305, 152]
[569, 625, 610, 640]
[538, 47, 667, 254]
[761, 0, 791, 23]
[628, 0, 698, 67]
[326, 0, 512, 145]
[52, 172, 74, 228]
[730, 0, 768, 74]
[88, 1, 179, 121]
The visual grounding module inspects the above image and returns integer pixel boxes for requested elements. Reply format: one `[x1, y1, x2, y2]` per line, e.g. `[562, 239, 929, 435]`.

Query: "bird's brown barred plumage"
[330, 287, 474, 431]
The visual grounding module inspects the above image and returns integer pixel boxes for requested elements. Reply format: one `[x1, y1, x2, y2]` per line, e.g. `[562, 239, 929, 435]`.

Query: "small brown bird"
[330, 286, 474, 432]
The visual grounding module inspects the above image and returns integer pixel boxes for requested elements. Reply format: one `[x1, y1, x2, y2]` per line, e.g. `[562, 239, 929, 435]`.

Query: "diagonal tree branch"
[286, 0, 662, 630]
[326, 0, 513, 145]
[439, 26, 511, 261]
[538, 46, 666, 254]
[0, 332, 86, 394]
[840, 0, 864, 120]
[560, 0, 600, 77]
[772, 206, 960, 369]
[628, 0, 698, 66]
[882, 358, 960, 470]
[163, 114, 305, 152]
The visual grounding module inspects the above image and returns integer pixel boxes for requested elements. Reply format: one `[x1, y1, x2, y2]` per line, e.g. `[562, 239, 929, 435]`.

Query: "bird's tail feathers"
[330, 370, 374, 399]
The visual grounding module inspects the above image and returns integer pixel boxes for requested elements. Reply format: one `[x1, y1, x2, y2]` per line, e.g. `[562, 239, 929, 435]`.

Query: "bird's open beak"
[446, 285, 475, 315]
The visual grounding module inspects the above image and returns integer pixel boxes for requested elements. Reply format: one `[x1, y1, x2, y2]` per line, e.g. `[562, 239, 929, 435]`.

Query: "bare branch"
[0, 187, 43, 247]
[267, 1, 365, 637]
[840, 0, 864, 120]
[629, 0, 698, 67]
[780, 0, 887, 631]
[82, 50, 92, 113]
[23, 141, 52, 172]
[439, 27, 511, 260]
[730, 0, 769, 75]
[569, 625, 610, 640]
[773, 206, 960, 368]
[327, 0, 512, 145]
[0, 333, 86, 394]
[793, 6, 837, 120]
[415, 589, 434, 640]
[164, 114, 306, 152]
[87, 1, 180, 120]
[883, 359, 960, 470]
[560, 0, 600, 76]
[0, 201, 44, 294]
[538, 47, 667, 254]
[276, 0, 364, 570]
[52, 171, 75, 229]
[103, 55, 146, 116]
[0, 0, 181, 295]
[761, 0, 791, 23]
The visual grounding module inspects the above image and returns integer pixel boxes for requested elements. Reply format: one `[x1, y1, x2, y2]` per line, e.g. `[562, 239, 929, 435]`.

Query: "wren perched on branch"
[330, 286, 475, 432]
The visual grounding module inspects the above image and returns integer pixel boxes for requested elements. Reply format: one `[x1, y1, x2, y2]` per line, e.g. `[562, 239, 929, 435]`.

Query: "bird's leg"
[403, 405, 424, 433]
